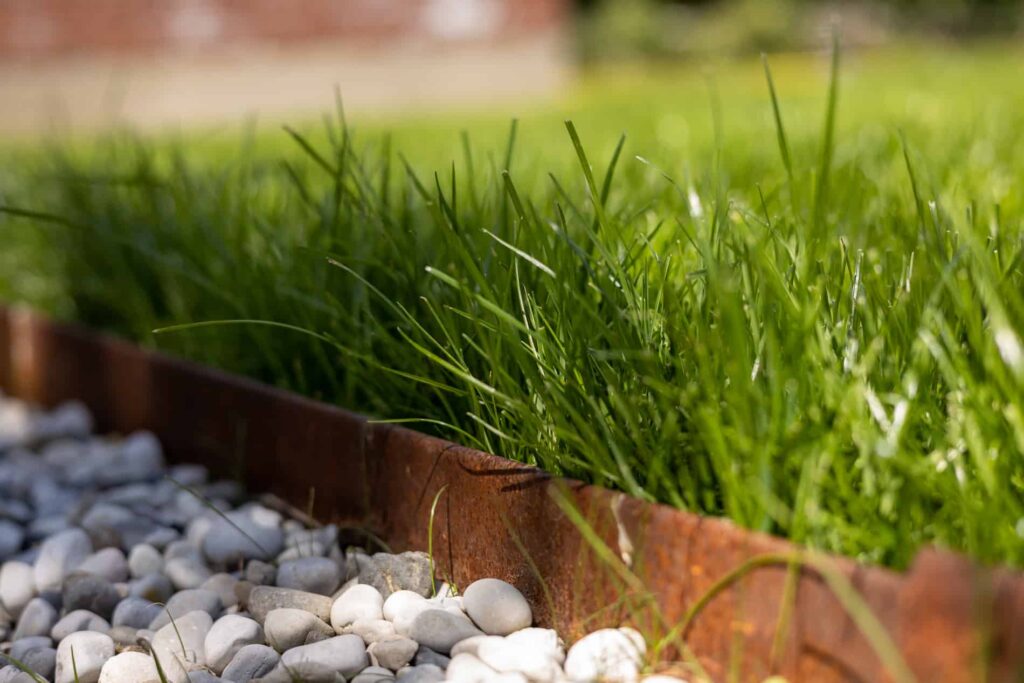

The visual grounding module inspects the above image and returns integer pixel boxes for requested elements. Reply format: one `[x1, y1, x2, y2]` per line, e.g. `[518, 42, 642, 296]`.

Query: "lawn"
[2, 41, 1024, 570]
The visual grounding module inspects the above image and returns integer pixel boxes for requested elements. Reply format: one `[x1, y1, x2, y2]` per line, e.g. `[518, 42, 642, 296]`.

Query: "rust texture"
[1, 306, 1023, 682]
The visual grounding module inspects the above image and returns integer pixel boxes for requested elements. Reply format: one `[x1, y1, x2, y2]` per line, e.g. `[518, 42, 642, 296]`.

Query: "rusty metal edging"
[1, 305, 1022, 682]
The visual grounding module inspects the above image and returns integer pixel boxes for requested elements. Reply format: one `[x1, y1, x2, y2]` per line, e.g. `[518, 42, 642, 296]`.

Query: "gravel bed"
[0, 395, 686, 682]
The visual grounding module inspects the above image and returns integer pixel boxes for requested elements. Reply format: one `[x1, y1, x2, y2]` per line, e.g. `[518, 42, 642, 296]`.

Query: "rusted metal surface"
[1, 305, 1023, 682]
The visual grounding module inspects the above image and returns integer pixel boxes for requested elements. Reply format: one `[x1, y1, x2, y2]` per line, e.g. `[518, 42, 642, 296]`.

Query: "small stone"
[264, 608, 334, 653]
[505, 627, 565, 663]
[221, 644, 280, 681]
[367, 636, 417, 670]
[382, 590, 429, 622]
[12, 597, 58, 640]
[279, 635, 368, 682]
[247, 586, 333, 624]
[33, 528, 92, 593]
[0, 521, 24, 562]
[201, 506, 284, 566]
[331, 584, 384, 631]
[477, 635, 564, 681]
[563, 628, 646, 683]
[151, 611, 213, 683]
[186, 672, 222, 683]
[51, 610, 112, 642]
[200, 573, 239, 609]
[395, 664, 445, 683]
[127, 545, 163, 578]
[408, 609, 483, 655]
[55, 631, 115, 683]
[78, 548, 129, 583]
[12, 645, 56, 680]
[129, 574, 174, 603]
[149, 589, 222, 630]
[204, 614, 264, 674]
[108, 626, 140, 647]
[349, 618, 396, 645]
[165, 557, 213, 591]
[62, 573, 121, 620]
[97, 651, 162, 683]
[112, 597, 163, 629]
[276, 557, 341, 596]
[413, 646, 450, 668]
[80, 504, 156, 551]
[9, 636, 53, 661]
[462, 578, 532, 636]
[0, 561, 37, 618]
[244, 560, 276, 586]
[358, 552, 433, 599]
[352, 665, 396, 682]
[0, 666, 35, 683]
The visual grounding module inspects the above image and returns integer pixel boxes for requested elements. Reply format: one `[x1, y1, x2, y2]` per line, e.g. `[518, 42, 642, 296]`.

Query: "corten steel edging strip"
[1, 306, 1024, 682]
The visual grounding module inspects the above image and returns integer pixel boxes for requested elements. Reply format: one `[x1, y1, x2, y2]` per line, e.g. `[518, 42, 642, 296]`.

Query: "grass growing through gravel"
[2, 42, 1024, 570]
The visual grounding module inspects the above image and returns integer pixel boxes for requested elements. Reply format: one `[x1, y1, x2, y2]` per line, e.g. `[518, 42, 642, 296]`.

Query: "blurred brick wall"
[0, 0, 568, 60]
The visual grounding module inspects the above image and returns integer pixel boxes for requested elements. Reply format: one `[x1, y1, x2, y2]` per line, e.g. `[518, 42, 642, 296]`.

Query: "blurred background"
[0, 0, 1021, 134]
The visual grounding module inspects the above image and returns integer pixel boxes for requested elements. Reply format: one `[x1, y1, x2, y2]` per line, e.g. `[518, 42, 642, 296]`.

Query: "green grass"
[3, 42, 1024, 570]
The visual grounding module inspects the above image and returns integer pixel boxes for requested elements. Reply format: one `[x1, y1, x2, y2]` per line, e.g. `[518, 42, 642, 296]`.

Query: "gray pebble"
[33, 528, 92, 593]
[112, 597, 163, 629]
[129, 573, 174, 603]
[368, 636, 418, 670]
[396, 664, 445, 683]
[413, 645, 450, 668]
[0, 521, 24, 562]
[247, 586, 332, 624]
[204, 614, 264, 674]
[78, 547, 129, 583]
[165, 557, 213, 591]
[352, 665, 396, 682]
[408, 609, 483, 655]
[50, 609, 111, 642]
[244, 560, 276, 586]
[200, 573, 239, 609]
[221, 644, 280, 681]
[279, 635, 368, 682]
[358, 552, 433, 599]
[12, 598, 58, 641]
[202, 506, 284, 566]
[0, 666, 35, 683]
[62, 573, 120, 620]
[263, 608, 334, 653]
[149, 589, 222, 630]
[151, 610, 212, 683]
[276, 557, 341, 596]
[462, 578, 532, 636]
[108, 625, 141, 647]
[9, 636, 53, 661]
[0, 562, 36, 618]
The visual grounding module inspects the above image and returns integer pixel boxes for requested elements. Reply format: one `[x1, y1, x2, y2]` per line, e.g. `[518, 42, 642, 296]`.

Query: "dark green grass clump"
[3, 47, 1024, 570]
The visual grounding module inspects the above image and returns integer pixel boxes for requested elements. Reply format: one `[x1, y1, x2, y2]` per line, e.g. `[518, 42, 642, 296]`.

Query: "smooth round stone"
[352, 665, 396, 683]
[55, 631, 115, 683]
[248, 586, 333, 624]
[33, 528, 92, 593]
[204, 614, 264, 674]
[462, 578, 532, 636]
[264, 608, 334, 653]
[367, 636, 418, 670]
[563, 628, 646, 683]
[276, 557, 341, 596]
[165, 557, 213, 591]
[104, 431, 164, 486]
[382, 590, 429, 622]
[331, 584, 384, 631]
[201, 506, 284, 566]
[394, 665, 445, 683]
[62, 573, 121, 619]
[7, 645, 56, 680]
[51, 610, 112, 642]
[12, 597, 58, 640]
[112, 597, 163, 629]
[78, 548, 129, 583]
[9, 636, 53, 660]
[279, 635, 368, 682]
[348, 618, 396, 645]
[200, 573, 239, 609]
[506, 627, 565, 663]
[149, 589, 222, 630]
[0, 666, 35, 683]
[477, 635, 563, 681]
[127, 545, 163, 578]
[445, 653, 505, 680]
[97, 651, 161, 683]
[408, 609, 483, 655]
[151, 610, 213, 683]
[0, 520, 24, 562]
[186, 672, 222, 683]
[221, 644, 280, 681]
[108, 626, 141, 648]
[80, 504, 156, 551]
[0, 561, 37, 618]
[129, 573, 174, 603]
[142, 527, 179, 550]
